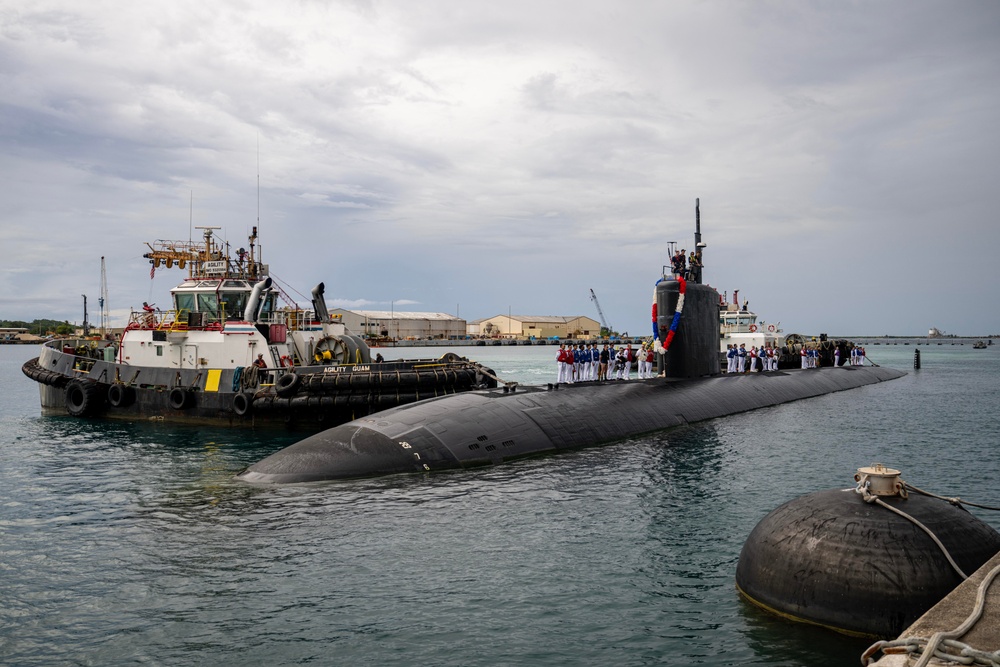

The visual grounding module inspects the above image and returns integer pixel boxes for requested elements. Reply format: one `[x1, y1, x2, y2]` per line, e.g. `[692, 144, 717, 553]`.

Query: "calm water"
[2, 342, 998, 666]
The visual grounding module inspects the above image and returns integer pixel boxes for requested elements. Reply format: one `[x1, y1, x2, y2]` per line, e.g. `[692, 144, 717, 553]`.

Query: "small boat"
[23, 227, 496, 429]
[973, 340, 987, 349]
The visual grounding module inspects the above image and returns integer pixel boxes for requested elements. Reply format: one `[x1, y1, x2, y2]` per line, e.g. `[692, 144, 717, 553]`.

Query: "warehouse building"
[331, 309, 467, 340]
[471, 315, 601, 339]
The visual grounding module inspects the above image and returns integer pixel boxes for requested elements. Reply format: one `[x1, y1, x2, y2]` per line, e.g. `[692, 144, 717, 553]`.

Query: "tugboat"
[718, 290, 785, 352]
[717, 291, 858, 369]
[22, 226, 496, 428]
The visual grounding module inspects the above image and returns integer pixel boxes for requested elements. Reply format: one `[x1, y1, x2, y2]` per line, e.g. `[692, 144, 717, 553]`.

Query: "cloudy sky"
[2, 1, 998, 336]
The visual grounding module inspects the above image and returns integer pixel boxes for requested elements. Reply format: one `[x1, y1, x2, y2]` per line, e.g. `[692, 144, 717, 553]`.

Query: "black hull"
[24, 351, 495, 431]
[238, 365, 906, 482]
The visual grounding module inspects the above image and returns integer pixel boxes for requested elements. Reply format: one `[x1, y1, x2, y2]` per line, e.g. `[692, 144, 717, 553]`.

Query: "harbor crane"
[589, 288, 612, 337]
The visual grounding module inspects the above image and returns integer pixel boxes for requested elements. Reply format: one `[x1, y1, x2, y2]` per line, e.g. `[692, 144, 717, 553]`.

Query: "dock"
[867, 551, 1000, 665]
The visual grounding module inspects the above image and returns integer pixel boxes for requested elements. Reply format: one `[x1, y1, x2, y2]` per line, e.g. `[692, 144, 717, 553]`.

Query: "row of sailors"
[803, 345, 868, 368]
[726, 343, 869, 372]
[555, 342, 657, 383]
[725, 344, 781, 373]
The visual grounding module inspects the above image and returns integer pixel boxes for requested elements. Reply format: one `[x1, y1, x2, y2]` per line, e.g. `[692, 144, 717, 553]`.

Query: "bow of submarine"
[238, 422, 427, 483]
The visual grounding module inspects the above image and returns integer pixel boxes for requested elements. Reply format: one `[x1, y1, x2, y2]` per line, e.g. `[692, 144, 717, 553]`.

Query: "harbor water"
[1, 342, 998, 666]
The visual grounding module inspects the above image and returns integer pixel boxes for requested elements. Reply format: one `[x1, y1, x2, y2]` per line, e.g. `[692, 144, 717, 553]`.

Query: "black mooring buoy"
[736, 464, 1000, 638]
[914, 348, 921, 369]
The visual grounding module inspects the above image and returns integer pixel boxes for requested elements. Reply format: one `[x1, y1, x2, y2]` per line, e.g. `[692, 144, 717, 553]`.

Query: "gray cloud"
[2, 0, 999, 335]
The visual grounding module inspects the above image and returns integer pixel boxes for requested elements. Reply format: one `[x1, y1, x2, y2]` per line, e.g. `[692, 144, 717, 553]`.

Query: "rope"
[858, 482, 968, 580]
[472, 362, 515, 388]
[862, 563, 1000, 666]
[241, 364, 260, 390]
[905, 483, 1000, 512]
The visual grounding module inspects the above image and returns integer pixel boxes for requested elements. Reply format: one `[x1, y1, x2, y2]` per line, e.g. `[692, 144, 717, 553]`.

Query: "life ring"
[65, 379, 101, 417]
[749, 324, 758, 333]
[232, 392, 253, 416]
[168, 387, 192, 410]
[280, 355, 292, 367]
[107, 383, 135, 408]
[275, 372, 301, 397]
[767, 324, 776, 333]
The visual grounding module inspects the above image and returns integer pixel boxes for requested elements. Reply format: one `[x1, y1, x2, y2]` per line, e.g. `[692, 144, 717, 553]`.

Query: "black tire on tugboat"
[65, 379, 101, 417]
[233, 392, 254, 416]
[168, 387, 192, 410]
[275, 372, 301, 398]
[107, 383, 136, 408]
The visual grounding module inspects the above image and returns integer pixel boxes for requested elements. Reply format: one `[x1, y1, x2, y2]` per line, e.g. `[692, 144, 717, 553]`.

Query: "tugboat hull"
[25, 344, 494, 430]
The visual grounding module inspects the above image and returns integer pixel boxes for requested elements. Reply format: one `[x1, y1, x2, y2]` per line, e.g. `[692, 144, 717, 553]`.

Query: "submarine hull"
[238, 365, 905, 483]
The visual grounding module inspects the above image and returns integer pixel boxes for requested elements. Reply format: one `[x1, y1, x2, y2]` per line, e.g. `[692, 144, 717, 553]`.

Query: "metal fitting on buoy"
[855, 463, 907, 497]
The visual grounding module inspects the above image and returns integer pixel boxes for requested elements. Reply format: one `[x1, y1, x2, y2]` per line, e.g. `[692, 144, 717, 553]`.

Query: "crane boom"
[589, 288, 611, 335]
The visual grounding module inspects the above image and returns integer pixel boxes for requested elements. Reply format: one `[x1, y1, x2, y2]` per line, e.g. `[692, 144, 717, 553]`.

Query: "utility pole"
[81, 294, 89, 337]
[99, 257, 110, 338]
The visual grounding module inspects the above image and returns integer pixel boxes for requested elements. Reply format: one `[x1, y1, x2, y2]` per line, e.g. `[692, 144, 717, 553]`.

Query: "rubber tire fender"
[275, 372, 301, 398]
[168, 387, 192, 410]
[233, 392, 253, 416]
[107, 383, 135, 408]
[65, 379, 101, 417]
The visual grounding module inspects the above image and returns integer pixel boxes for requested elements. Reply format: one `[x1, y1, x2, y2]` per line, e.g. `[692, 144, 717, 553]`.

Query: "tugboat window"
[197, 293, 219, 321]
[174, 293, 195, 314]
[220, 292, 249, 321]
[259, 292, 276, 320]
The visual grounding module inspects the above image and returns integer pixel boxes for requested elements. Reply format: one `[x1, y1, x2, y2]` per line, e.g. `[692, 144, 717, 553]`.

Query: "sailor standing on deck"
[599, 344, 609, 381]
[565, 344, 575, 383]
[643, 344, 654, 378]
[800, 347, 808, 369]
[556, 344, 567, 383]
[737, 344, 747, 373]
[671, 250, 686, 278]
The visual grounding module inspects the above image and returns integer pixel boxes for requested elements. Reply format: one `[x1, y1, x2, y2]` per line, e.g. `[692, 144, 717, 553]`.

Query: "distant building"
[331, 309, 467, 340]
[1, 327, 29, 342]
[472, 315, 601, 339]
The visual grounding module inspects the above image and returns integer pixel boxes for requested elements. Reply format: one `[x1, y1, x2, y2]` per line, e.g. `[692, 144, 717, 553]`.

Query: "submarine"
[238, 205, 906, 484]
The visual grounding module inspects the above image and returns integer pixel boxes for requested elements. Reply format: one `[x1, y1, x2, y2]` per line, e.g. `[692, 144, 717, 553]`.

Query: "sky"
[2, 0, 999, 337]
